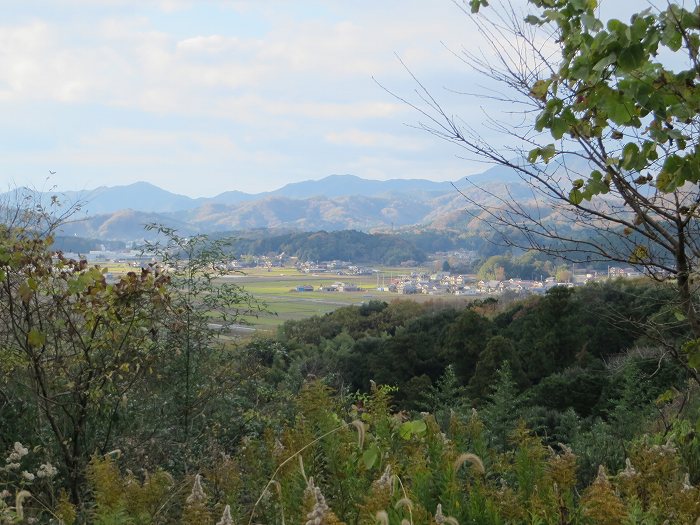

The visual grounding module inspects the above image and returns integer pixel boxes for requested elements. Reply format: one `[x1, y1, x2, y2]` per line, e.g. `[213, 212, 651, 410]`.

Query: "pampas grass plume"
[351, 420, 366, 449]
[453, 453, 484, 475]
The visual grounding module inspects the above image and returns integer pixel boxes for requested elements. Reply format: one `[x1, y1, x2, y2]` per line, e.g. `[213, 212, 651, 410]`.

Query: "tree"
[0, 224, 168, 503]
[481, 362, 523, 452]
[468, 335, 523, 398]
[141, 225, 264, 469]
[403, 0, 700, 382]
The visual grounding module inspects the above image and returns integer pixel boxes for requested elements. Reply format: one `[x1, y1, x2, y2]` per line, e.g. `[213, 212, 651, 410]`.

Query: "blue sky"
[0, 1, 637, 197]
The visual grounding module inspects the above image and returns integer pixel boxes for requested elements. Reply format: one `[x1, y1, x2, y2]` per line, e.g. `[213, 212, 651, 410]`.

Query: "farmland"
[221, 267, 403, 330]
[212, 266, 475, 331]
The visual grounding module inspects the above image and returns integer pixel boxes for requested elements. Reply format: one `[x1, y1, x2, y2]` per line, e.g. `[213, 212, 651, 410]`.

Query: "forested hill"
[215, 229, 426, 264]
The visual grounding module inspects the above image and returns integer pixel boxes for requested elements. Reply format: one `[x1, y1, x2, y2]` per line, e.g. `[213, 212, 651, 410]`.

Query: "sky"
[0, 1, 639, 197]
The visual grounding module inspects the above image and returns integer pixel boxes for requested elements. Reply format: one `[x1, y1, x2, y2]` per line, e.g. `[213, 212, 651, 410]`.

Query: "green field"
[221, 269, 396, 331]
[221, 266, 475, 333]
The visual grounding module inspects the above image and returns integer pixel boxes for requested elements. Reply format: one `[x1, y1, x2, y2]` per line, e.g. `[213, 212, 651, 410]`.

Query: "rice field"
[221, 269, 397, 332]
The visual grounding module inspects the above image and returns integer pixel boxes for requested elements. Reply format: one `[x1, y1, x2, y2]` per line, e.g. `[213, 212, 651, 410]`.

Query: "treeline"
[51, 236, 126, 253]
[221, 229, 427, 264]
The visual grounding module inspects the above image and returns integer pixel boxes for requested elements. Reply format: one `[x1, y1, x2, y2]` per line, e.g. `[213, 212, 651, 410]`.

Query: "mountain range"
[1, 164, 540, 241]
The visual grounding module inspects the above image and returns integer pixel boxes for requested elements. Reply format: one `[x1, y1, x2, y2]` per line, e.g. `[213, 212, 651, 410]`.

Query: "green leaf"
[541, 144, 556, 163]
[674, 310, 687, 321]
[581, 170, 609, 198]
[527, 148, 540, 163]
[28, 329, 46, 348]
[656, 170, 676, 192]
[608, 100, 633, 125]
[655, 389, 675, 405]
[622, 143, 640, 170]
[362, 444, 379, 469]
[530, 79, 550, 101]
[618, 44, 645, 71]
[582, 13, 602, 32]
[657, 155, 683, 192]
[399, 419, 427, 440]
[661, 23, 683, 51]
[551, 117, 568, 139]
[592, 53, 616, 72]
[682, 339, 700, 369]
[607, 19, 626, 34]
[569, 189, 583, 205]
[469, 0, 488, 13]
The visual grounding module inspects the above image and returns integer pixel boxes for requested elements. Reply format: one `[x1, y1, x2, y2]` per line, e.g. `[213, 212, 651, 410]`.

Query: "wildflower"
[36, 463, 58, 479]
[0, 490, 10, 499]
[5, 442, 29, 462]
[216, 504, 234, 525]
[13, 443, 28, 459]
[186, 474, 206, 504]
[21, 471, 35, 482]
[5, 462, 20, 471]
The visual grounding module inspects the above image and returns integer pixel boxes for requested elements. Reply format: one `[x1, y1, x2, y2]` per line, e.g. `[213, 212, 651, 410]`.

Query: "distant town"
[73, 246, 647, 299]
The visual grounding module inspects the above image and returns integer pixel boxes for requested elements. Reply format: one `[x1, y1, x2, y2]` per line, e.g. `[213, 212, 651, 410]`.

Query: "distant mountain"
[56, 209, 200, 241]
[1, 174, 465, 216]
[0, 182, 201, 216]
[263, 174, 454, 199]
[2, 164, 550, 240]
[80, 182, 199, 214]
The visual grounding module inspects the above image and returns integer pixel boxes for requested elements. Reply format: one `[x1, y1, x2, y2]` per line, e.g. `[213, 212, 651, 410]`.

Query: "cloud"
[0, 1, 491, 195]
[325, 129, 427, 152]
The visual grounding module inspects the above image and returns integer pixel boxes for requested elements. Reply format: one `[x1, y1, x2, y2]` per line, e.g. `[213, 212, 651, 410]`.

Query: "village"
[291, 263, 645, 297]
[74, 245, 647, 299]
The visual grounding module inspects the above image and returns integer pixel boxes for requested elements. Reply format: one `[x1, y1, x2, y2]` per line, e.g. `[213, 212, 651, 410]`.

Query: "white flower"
[13, 443, 28, 458]
[5, 462, 20, 470]
[21, 471, 35, 482]
[36, 463, 58, 479]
